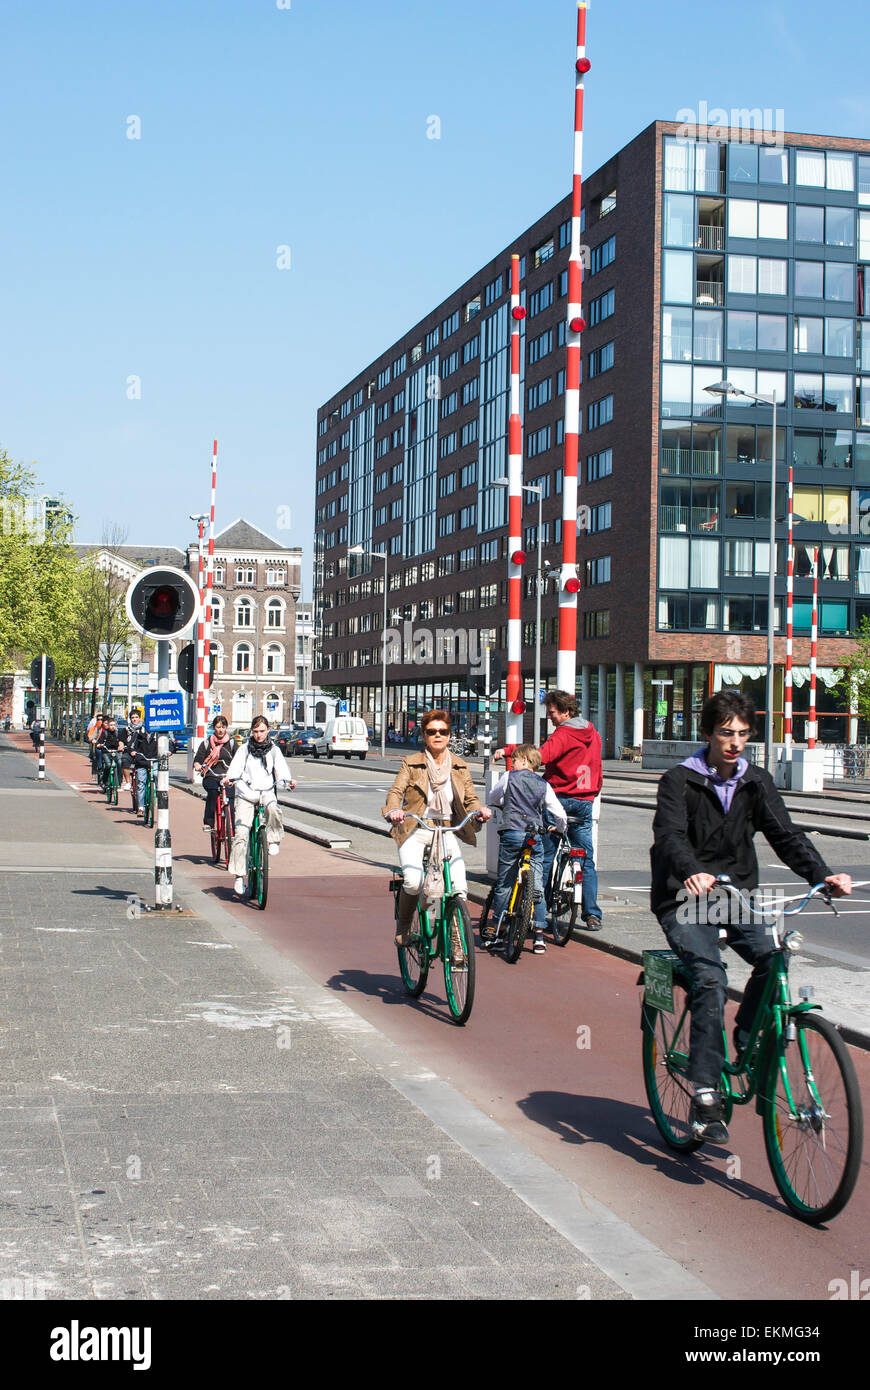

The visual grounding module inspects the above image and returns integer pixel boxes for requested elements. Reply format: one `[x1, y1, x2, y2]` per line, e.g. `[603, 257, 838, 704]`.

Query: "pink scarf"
[202, 731, 230, 771]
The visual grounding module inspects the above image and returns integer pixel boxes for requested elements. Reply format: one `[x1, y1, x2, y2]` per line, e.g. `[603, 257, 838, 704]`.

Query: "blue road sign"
[339, 700, 348, 714]
[145, 691, 185, 731]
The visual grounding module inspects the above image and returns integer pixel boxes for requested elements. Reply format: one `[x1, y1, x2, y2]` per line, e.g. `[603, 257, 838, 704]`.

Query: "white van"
[312, 716, 369, 760]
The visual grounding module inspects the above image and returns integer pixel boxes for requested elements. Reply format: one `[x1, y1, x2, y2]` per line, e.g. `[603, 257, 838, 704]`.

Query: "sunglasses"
[425, 728, 450, 736]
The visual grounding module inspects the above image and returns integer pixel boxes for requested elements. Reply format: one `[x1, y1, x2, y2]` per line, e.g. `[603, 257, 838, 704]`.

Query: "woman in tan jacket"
[383, 709, 490, 944]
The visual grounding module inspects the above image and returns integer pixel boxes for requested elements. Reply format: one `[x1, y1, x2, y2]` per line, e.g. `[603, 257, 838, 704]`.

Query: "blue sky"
[0, 0, 866, 592]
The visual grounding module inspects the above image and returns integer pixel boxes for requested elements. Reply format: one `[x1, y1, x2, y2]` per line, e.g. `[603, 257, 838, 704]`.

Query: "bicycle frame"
[397, 811, 479, 959]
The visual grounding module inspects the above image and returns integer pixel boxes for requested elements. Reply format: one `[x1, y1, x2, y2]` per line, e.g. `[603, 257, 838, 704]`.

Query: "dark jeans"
[659, 906, 777, 1089]
[492, 830, 546, 929]
[541, 797, 599, 921]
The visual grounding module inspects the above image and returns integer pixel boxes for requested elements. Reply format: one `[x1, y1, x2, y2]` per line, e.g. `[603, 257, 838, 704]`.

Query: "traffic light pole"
[154, 640, 174, 910]
[38, 654, 47, 781]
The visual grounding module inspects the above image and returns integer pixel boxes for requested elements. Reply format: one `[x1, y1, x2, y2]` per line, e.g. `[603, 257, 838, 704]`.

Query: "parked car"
[311, 716, 369, 760]
[172, 724, 194, 751]
[271, 725, 297, 755]
[286, 726, 322, 756]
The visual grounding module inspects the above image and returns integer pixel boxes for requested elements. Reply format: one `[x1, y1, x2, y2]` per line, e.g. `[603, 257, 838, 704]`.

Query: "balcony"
[695, 280, 724, 306]
[659, 504, 689, 530]
[696, 224, 725, 251]
[692, 506, 719, 532]
[661, 448, 721, 476]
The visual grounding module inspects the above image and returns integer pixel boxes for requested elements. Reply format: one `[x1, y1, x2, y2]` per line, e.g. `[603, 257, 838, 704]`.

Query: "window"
[796, 260, 824, 299]
[266, 599, 283, 628]
[585, 556, 611, 584]
[459, 461, 477, 488]
[589, 236, 616, 275]
[533, 238, 554, 267]
[425, 327, 440, 353]
[527, 425, 552, 458]
[479, 583, 497, 607]
[438, 513, 456, 538]
[529, 329, 553, 365]
[588, 289, 615, 326]
[234, 643, 252, 674]
[583, 610, 610, 638]
[393, 352, 406, 376]
[598, 189, 616, 218]
[210, 596, 224, 628]
[588, 395, 614, 430]
[266, 569, 285, 586]
[213, 566, 225, 585]
[528, 378, 553, 411]
[235, 567, 255, 585]
[437, 553, 455, 576]
[461, 377, 479, 405]
[440, 432, 457, 459]
[462, 335, 480, 364]
[441, 391, 458, 417]
[589, 502, 611, 532]
[825, 318, 854, 358]
[441, 310, 459, 338]
[485, 274, 503, 306]
[459, 505, 476, 530]
[378, 366, 391, 390]
[588, 342, 614, 377]
[795, 205, 824, 243]
[458, 546, 476, 570]
[264, 644, 284, 676]
[460, 419, 478, 447]
[528, 282, 554, 318]
[465, 295, 481, 322]
[390, 498, 403, 520]
[235, 598, 253, 628]
[374, 505, 387, 527]
[826, 262, 853, 302]
[758, 258, 787, 295]
[826, 207, 855, 248]
[663, 193, 694, 247]
[587, 448, 613, 482]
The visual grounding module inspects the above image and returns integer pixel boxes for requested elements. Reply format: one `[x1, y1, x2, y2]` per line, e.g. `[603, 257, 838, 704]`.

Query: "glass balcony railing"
[695, 280, 724, 306]
[696, 224, 725, 251]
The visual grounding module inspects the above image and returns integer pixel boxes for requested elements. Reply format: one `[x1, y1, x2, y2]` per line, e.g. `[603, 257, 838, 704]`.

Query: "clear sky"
[1, 0, 866, 592]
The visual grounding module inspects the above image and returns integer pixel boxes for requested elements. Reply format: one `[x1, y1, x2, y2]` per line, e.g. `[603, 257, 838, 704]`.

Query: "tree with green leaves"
[0, 445, 78, 670]
[832, 616, 869, 736]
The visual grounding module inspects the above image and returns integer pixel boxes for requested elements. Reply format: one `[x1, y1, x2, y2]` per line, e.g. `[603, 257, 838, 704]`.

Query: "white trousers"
[229, 793, 283, 877]
[397, 826, 467, 898]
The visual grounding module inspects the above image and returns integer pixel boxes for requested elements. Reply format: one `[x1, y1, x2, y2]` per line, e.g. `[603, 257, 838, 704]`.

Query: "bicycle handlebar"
[714, 875, 838, 917]
[397, 810, 485, 832]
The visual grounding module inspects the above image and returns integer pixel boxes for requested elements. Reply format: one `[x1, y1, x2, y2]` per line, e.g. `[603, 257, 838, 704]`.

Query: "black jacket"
[650, 759, 831, 920]
[194, 738, 234, 777]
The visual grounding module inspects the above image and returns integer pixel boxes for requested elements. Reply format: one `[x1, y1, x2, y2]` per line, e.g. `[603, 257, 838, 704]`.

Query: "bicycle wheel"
[550, 854, 578, 947]
[129, 777, 137, 813]
[505, 871, 533, 964]
[211, 819, 222, 864]
[105, 768, 114, 804]
[255, 824, 269, 910]
[223, 808, 233, 870]
[443, 898, 475, 1025]
[396, 893, 430, 998]
[641, 984, 702, 1153]
[144, 781, 155, 828]
[761, 1013, 863, 1224]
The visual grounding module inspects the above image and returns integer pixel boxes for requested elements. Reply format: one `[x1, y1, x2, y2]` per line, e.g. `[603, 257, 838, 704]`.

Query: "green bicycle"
[103, 752, 120, 806]
[142, 759, 157, 828]
[641, 877, 863, 1224]
[391, 811, 481, 1025]
[245, 801, 269, 910]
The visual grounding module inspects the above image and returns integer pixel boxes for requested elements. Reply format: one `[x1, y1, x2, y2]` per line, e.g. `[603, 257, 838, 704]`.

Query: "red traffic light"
[512, 305, 526, 320]
[511, 700, 526, 715]
[565, 577, 581, 594]
[511, 549, 527, 566]
[576, 58, 591, 74]
[570, 316, 586, 333]
[150, 586, 179, 620]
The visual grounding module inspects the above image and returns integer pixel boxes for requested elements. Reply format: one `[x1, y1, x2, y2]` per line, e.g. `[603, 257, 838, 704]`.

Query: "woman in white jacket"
[223, 715, 295, 895]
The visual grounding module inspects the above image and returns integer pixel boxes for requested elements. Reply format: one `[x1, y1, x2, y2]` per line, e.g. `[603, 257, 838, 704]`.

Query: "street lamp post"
[348, 544, 388, 758]
[705, 380, 779, 772]
[491, 478, 544, 741]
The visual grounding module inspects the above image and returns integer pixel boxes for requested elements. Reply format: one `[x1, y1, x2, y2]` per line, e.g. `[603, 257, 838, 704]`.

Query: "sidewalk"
[0, 736, 715, 1301]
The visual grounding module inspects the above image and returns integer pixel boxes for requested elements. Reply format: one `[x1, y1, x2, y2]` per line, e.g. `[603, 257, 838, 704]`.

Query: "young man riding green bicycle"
[651, 689, 851, 1144]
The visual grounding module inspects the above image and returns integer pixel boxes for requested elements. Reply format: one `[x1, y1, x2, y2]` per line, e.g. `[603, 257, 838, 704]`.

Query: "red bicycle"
[211, 782, 235, 869]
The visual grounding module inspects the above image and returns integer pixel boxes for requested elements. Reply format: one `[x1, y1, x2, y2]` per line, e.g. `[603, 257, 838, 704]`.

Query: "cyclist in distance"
[651, 688, 851, 1143]
[193, 715, 235, 831]
[96, 715, 121, 788]
[223, 715, 295, 896]
[383, 708, 491, 945]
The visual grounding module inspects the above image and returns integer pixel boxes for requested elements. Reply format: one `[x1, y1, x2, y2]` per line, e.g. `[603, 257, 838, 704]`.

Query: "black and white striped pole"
[154, 640, 174, 909]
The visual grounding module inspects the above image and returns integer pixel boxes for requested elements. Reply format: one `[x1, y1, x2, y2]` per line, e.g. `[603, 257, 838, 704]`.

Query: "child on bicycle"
[651, 689, 851, 1143]
[223, 715, 296, 896]
[487, 744, 567, 955]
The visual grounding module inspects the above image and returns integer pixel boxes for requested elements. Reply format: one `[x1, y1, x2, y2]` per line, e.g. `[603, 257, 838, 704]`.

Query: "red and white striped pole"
[808, 547, 819, 749]
[507, 254, 526, 746]
[784, 464, 794, 759]
[192, 516, 208, 774]
[203, 440, 217, 718]
[556, 1, 589, 693]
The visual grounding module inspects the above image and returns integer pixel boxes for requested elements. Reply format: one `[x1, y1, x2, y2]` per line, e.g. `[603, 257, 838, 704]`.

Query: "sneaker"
[233, 877, 246, 895]
[533, 932, 546, 954]
[268, 843, 279, 857]
[690, 1092, 729, 1144]
[581, 916, 603, 932]
[732, 1025, 751, 1064]
[203, 824, 214, 832]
